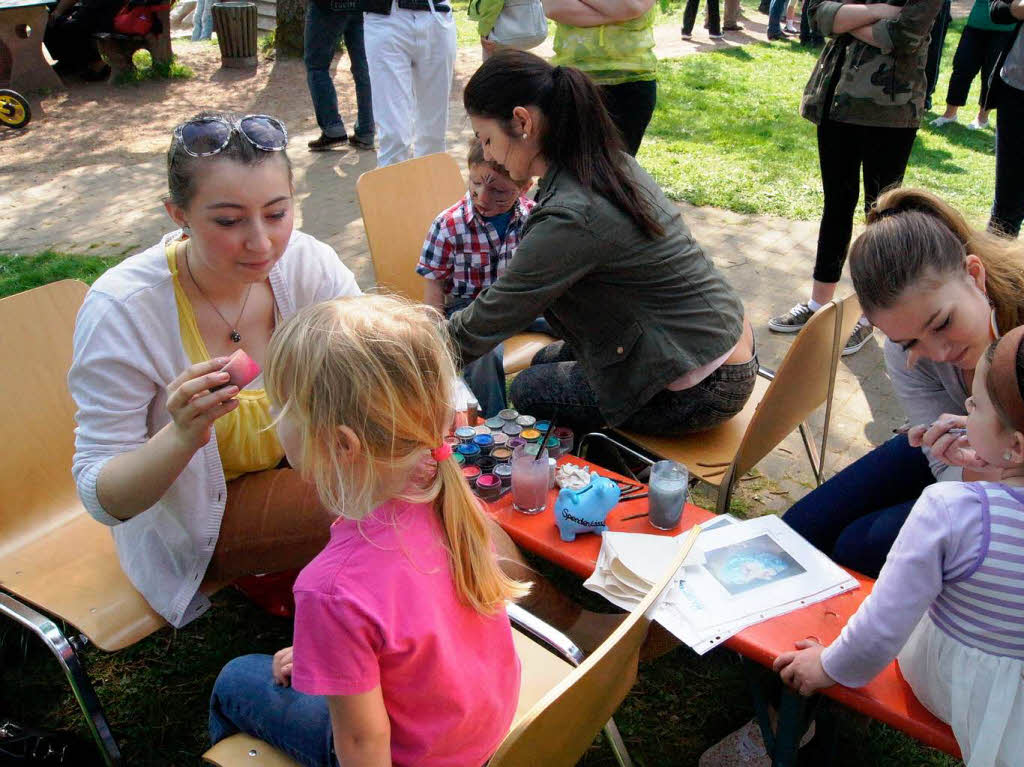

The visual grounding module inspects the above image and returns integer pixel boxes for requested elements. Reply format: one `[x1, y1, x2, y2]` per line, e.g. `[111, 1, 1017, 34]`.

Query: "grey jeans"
[509, 341, 758, 437]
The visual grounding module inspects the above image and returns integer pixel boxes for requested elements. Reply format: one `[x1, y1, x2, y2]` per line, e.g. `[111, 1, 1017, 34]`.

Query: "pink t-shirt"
[290, 499, 520, 767]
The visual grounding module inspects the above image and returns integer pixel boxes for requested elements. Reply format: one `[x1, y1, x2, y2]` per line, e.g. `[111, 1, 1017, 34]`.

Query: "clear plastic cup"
[511, 445, 550, 514]
[648, 460, 688, 530]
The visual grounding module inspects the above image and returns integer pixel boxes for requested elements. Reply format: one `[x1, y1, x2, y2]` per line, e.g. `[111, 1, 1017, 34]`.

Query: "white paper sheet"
[584, 515, 859, 654]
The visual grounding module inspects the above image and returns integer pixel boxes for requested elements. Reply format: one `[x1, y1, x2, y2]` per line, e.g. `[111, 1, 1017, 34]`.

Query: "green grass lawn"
[640, 19, 997, 226]
[0, 257, 959, 765]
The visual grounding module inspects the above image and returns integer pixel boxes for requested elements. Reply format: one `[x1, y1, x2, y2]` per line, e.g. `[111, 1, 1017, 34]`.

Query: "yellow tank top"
[166, 240, 285, 481]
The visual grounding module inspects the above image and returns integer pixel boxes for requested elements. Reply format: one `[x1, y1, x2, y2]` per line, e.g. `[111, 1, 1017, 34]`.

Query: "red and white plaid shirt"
[416, 192, 534, 304]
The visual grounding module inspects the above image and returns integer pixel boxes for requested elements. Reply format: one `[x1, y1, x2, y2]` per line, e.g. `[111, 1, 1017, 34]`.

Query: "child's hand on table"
[272, 646, 294, 687]
[773, 639, 836, 696]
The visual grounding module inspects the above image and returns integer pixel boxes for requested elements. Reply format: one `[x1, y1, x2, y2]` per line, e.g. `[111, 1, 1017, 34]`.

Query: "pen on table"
[893, 423, 966, 436]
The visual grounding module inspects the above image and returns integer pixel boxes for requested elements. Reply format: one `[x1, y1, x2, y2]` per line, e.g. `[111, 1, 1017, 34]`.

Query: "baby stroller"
[0, 89, 31, 129]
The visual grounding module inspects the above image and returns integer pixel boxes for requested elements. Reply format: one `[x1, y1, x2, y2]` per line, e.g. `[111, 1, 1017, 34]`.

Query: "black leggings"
[812, 119, 918, 284]
[600, 80, 657, 157]
[990, 81, 1024, 238]
[945, 26, 1015, 107]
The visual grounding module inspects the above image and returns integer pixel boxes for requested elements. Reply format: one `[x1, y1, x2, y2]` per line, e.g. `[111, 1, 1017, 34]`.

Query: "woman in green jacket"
[454, 50, 756, 438]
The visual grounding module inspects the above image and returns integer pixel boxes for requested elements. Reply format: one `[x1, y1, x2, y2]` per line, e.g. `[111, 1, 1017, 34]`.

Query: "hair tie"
[431, 443, 453, 462]
[872, 205, 902, 221]
[989, 326, 1024, 430]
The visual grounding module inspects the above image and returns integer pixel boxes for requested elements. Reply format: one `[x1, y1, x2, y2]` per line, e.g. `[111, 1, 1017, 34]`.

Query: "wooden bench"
[93, 6, 172, 81]
[484, 454, 961, 765]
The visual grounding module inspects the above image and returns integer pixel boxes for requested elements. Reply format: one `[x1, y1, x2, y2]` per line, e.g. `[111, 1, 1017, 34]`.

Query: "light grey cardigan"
[69, 230, 360, 627]
[884, 338, 967, 482]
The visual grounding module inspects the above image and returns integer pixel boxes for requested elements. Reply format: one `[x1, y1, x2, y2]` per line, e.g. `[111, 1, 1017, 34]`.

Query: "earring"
[522, 133, 528, 140]
[182, 224, 191, 236]
[1004, 451, 1013, 461]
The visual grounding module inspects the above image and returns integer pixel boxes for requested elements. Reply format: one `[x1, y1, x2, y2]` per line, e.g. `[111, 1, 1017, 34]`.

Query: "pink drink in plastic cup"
[511, 445, 549, 514]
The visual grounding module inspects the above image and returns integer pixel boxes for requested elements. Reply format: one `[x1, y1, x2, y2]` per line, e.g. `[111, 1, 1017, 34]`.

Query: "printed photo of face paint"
[213, 349, 261, 391]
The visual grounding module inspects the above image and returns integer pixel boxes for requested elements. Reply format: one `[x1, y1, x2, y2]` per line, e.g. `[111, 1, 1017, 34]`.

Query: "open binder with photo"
[585, 514, 859, 654]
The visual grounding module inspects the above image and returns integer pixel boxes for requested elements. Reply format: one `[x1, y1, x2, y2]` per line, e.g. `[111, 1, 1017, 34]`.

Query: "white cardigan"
[69, 230, 361, 627]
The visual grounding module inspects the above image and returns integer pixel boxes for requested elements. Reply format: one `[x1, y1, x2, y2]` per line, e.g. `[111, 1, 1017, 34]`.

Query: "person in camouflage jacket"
[767, 0, 942, 357]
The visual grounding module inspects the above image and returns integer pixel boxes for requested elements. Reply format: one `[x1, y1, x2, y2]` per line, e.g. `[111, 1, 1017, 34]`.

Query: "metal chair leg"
[602, 717, 635, 767]
[0, 592, 122, 766]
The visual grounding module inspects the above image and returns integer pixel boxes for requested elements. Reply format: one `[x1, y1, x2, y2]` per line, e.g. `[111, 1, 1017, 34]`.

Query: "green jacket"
[448, 155, 745, 426]
[801, 0, 942, 128]
[467, 0, 504, 37]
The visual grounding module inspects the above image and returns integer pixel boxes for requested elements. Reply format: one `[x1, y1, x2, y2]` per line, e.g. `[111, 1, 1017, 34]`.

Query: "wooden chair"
[0, 280, 167, 767]
[202, 530, 702, 767]
[582, 295, 862, 513]
[355, 152, 555, 374]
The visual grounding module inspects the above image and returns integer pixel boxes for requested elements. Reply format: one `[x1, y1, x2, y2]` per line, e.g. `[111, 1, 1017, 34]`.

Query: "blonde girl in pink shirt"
[209, 294, 528, 766]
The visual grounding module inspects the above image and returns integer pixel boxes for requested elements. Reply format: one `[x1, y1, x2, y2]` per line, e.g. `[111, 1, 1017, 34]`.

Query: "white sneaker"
[784, 22, 798, 33]
[930, 115, 958, 127]
[967, 118, 989, 130]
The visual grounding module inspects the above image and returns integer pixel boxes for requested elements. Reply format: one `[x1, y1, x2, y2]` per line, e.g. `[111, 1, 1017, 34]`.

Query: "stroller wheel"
[0, 89, 31, 129]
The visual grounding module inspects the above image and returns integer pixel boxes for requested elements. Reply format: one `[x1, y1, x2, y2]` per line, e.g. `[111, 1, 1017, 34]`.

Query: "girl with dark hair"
[782, 188, 1024, 577]
[453, 49, 756, 438]
[68, 112, 363, 628]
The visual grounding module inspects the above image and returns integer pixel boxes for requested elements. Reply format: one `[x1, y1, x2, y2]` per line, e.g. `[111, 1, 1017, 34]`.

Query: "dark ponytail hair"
[463, 50, 665, 239]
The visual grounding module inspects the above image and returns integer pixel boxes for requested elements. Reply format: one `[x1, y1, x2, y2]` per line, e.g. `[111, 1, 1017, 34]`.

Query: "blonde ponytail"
[265, 293, 527, 615]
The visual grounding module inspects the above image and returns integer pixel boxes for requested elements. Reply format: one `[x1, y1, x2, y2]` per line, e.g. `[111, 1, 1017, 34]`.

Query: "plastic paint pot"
[485, 416, 505, 430]
[535, 420, 550, 433]
[443, 435, 460, 448]
[453, 452, 465, 466]
[494, 463, 512, 487]
[476, 455, 497, 473]
[516, 415, 537, 428]
[502, 423, 523, 437]
[491, 432, 509, 447]
[474, 424, 491, 436]
[472, 434, 494, 453]
[520, 428, 542, 443]
[462, 465, 482, 482]
[507, 437, 527, 450]
[498, 408, 519, 422]
[475, 473, 502, 502]
[490, 447, 513, 463]
[455, 426, 477, 443]
[554, 426, 574, 453]
[456, 443, 481, 463]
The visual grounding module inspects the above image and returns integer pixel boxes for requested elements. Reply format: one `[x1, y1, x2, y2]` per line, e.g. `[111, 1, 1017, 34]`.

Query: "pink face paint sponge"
[220, 349, 261, 390]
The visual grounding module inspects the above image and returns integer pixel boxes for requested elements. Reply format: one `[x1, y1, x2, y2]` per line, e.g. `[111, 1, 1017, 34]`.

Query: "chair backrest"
[355, 152, 467, 301]
[489, 529, 700, 767]
[732, 294, 861, 479]
[0, 280, 89, 557]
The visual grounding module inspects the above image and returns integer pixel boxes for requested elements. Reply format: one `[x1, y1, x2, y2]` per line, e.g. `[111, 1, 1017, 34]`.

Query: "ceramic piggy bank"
[554, 475, 621, 542]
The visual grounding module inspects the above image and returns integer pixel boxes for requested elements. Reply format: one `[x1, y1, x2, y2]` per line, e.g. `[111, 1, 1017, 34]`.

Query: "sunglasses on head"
[173, 114, 289, 157]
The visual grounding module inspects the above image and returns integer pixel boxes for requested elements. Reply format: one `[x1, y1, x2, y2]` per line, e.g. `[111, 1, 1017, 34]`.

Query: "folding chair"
[0, 280, 164, 766]
[581, 295, 862, 513]
[355, 152, 555, 373]
[202, 530, 702, 767]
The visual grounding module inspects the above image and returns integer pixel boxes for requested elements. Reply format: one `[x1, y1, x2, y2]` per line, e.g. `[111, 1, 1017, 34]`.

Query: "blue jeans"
[782, 435, 935, 577]
[191, 0, 213, 40]
[767, 0, 787, 35]
[304, 2, 374, 140]
[447, 299, 507, 418]
[209, 654, 338, 767]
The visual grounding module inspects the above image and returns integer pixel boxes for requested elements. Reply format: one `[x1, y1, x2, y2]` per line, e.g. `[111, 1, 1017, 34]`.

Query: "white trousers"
[364, 2, 457, 167]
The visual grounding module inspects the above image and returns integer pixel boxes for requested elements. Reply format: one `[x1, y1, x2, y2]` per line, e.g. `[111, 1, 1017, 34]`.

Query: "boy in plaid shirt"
[417, 139, 534, 316]
[416, 140, 534, 416]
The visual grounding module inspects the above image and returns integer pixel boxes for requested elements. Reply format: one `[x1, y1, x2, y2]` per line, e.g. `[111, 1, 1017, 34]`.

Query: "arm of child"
[327, 689, 392, 767]
[775, 484, 981, 694]
[423, 279, 446, 314]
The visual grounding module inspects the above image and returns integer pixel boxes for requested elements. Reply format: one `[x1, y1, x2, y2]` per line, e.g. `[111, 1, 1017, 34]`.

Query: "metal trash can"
[212, 1, 258, 68]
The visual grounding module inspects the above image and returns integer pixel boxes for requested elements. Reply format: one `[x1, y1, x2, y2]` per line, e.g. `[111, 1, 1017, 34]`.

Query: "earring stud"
[1004, 451, 1013, 461]
[522, 133, 528, 140]
[182, 224, 192, 236]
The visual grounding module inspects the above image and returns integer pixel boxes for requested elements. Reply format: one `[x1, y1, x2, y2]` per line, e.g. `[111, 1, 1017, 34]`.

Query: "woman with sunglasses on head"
[68, 111, 361, 628]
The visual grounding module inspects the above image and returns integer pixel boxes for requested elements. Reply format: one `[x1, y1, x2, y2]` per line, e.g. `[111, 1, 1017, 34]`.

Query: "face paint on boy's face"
[468, 165, 520, 218]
